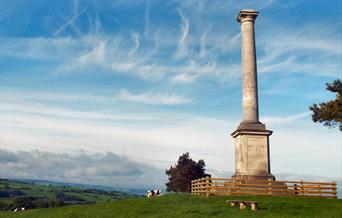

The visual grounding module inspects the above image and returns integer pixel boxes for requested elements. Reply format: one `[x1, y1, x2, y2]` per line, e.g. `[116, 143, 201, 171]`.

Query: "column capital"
[236, 9, 259, 23]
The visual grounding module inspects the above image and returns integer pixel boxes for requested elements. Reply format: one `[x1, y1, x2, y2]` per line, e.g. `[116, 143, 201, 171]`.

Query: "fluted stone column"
[231, 9, 275, 181]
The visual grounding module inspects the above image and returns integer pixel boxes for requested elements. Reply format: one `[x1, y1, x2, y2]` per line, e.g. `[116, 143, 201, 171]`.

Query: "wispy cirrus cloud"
[1, 34, 239, 85]
[258, 22, 341, 76]
[118, 90, 191, 105]
[1, 91, 235, 171]
[261, 112, 310, 125]
[2, 90, 340, 179]
[174, 10, 190, 59]
[77, 40, 107, 66]
[1, 0, 244, 83]
[2, 0, 339, 80]
[1, 0, 341, 191]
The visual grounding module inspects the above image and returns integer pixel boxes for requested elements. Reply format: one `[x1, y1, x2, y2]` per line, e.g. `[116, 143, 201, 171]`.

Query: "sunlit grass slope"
[1, 194, 341, 218]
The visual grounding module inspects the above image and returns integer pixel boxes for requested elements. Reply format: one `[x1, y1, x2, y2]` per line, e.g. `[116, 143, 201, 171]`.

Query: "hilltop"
[1, 194, 341, 218]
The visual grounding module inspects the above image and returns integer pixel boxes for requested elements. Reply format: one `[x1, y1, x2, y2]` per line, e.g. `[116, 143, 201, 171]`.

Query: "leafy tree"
[11, 197, 49, 209]
[165, 153, 210, 193]
[309, 79, 342, 131]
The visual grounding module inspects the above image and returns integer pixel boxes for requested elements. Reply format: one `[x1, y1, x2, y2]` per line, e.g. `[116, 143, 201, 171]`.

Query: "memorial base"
[231, 122, 275, 181]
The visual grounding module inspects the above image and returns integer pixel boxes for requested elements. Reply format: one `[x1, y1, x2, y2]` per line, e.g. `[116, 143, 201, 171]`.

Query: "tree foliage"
[165, 153, 210, 193]
[309, 79, 342, 131]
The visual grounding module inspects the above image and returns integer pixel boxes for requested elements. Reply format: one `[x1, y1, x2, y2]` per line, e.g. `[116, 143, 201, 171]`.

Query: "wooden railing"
[191, 177, 337, 199]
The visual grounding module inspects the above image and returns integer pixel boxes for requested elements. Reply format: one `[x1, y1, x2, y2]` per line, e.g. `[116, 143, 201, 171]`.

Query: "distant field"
[1, 194, 341, 218]
[0, 179, 136, 211]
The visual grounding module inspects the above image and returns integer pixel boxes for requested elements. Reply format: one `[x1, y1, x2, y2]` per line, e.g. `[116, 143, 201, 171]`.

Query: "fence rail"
[191, 177, 337, 199]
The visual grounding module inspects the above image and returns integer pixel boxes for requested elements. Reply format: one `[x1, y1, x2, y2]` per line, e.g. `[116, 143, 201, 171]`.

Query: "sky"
[0, 0, 341, 189]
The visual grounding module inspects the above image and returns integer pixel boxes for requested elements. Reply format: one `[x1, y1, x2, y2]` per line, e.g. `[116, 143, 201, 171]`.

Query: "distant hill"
[14, 178, 147, 196]
[0, 178, 141, 211]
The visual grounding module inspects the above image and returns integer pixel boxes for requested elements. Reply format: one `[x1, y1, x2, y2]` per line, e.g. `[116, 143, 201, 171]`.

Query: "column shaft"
[240, 18, 259, 122]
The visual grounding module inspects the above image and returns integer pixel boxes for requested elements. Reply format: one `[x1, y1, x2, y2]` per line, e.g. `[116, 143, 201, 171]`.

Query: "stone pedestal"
[231, 125, 275, 180]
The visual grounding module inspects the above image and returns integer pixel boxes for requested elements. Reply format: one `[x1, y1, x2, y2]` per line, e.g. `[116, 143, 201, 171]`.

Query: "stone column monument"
[231, 9, 275, 180]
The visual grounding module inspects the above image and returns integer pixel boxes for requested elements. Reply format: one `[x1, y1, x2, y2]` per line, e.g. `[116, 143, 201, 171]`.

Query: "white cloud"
[128, 32, 140, 56]
[174, 10, 190, 59]
[261, 112, 310, 125]
[2, 0, 340, 83]
[78, 40, 106, 66]
[2, 0, 341, 193]
[0, 7, 241, 84]
[171, 73, 198, 83]
[199, 25, 211, 58]
[1, 91, 341, 180]
[258, 22, 341, 77]
[1, 37, 75, 60]
[118, 90, 191, 105]
[0, 149, 166, 188]
[1, 91, 235, 171]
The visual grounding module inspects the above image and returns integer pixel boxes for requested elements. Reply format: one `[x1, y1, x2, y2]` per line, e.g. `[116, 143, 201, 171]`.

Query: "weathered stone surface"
[231, 130, 274, 180]
[232, 9, 275, 181]
[235, 121, 266, 132]
[238, 9, 259, 123]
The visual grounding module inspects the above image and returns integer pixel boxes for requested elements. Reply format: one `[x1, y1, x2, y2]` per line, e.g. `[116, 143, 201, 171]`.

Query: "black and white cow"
[146, 189, 162, 198]
[13, 207, 25, 212]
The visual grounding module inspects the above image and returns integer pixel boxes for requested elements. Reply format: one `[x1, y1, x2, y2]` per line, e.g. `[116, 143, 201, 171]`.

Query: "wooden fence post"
[192, 180, 194, 195]
[196, 179, 199, 195]
[199, 178, 202, 195]
[268, 178, 272, 195]
[191, 180, 194, 195]
[193, 179, 195, 195]
[332, 181, 337, 199]
[300, 180, 304, 196]
[200, 178, 203, 195]
[205, 176, 210, 197]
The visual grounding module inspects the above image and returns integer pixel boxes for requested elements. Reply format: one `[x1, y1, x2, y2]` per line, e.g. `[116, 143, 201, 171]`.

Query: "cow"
[13, 207, 25, 212]
[146, 189, 162, 198]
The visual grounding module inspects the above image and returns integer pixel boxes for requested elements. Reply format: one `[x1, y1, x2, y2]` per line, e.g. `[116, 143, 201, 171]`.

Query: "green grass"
[1, 194, 341, 218]
[0, 179, 135, 209]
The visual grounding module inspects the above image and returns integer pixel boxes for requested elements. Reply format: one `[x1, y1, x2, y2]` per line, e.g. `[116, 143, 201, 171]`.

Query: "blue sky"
[1, 0, 341, 188]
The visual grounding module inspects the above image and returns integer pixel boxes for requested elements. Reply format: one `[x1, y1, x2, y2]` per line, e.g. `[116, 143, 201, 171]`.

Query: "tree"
[165, 153, 210, 193]
[309, 79, 342, 131]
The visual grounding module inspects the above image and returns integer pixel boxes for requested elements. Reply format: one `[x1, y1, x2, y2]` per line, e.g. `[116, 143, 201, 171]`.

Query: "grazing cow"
[13, 207, 25, 212]
[146, 189, 162, 198]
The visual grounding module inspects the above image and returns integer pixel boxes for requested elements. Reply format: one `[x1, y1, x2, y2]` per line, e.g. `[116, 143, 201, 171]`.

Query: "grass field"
[0, 179, 135, 210]
[1, 194, 341, 218]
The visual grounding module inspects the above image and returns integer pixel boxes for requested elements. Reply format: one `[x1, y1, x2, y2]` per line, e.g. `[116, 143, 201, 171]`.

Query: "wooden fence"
[191, 177, 337, 199]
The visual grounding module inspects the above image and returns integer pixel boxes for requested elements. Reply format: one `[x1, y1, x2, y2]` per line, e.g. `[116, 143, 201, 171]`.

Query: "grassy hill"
[16, 179, 147, 196]
[0, 179, 137, 211]
[1, 194, 341, 218]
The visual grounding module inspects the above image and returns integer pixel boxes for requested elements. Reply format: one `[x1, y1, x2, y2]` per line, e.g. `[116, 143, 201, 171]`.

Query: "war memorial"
[231, 9, 275, 181]
[191, 9, 337, 199]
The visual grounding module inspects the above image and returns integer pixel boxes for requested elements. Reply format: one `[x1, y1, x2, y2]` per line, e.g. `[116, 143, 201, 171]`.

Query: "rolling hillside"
[0, 179, 138, 211]
[1, 194, 341, 218]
